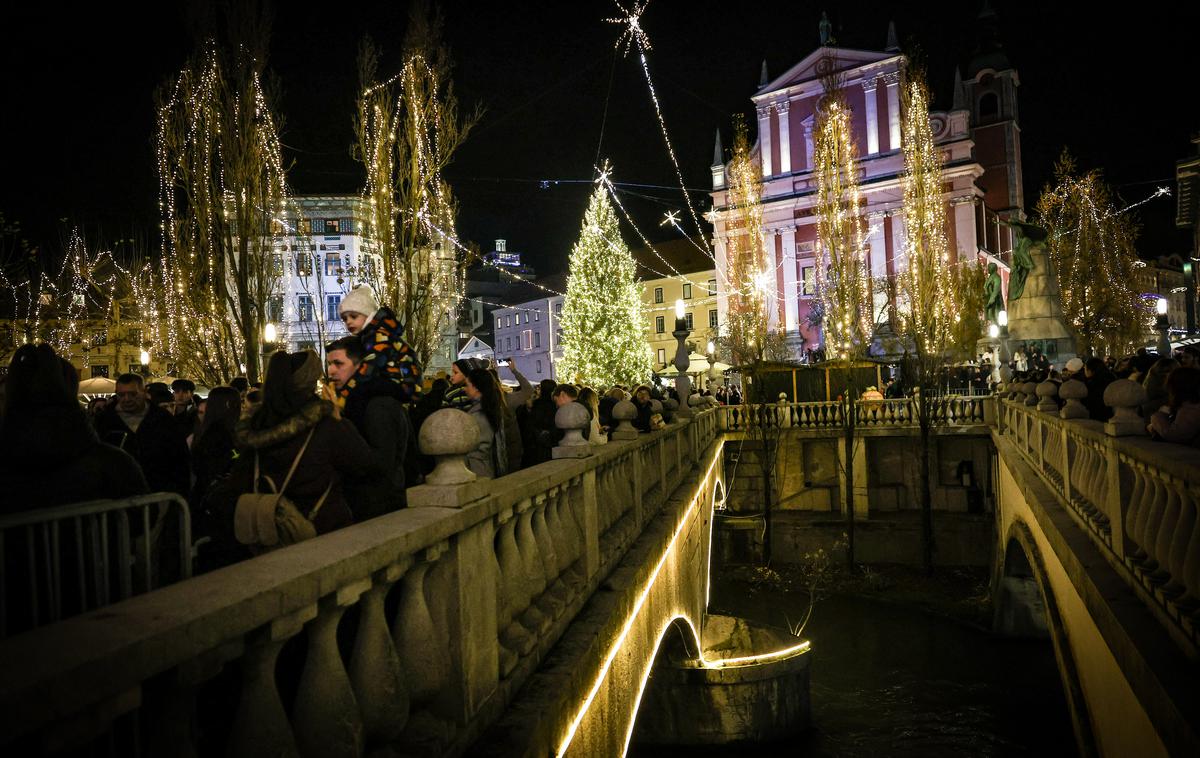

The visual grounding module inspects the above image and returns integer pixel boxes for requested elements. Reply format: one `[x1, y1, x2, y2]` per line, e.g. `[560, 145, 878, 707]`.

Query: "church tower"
[962, 2, 1024, 219]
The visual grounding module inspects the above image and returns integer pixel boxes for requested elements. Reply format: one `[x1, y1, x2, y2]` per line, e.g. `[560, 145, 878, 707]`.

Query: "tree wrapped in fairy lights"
[722, 116, 773, 367]
[813, 72, 873, 568]
[813, 81, 873, 360]
[154, 10, 288, 385]
[557, 183, 652, 387]
[894, 73, 984, 575]
[352, 3, 478, 366]
[1036, 153, 1144, 357]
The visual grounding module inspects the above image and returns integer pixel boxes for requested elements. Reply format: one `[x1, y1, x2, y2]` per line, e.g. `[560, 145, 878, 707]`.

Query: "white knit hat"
[1065, 357, 1084, 373]
[339, 285, 379, 317]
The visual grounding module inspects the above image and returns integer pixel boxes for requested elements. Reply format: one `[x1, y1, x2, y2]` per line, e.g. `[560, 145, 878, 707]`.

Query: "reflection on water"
[632, 591, 1076, 757]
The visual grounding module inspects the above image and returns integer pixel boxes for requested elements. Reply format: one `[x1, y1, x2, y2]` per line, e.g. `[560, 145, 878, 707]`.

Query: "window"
[685, 312, 694, 330]
[91, 364, 109, 378]
[497, 317, 503, 331]
[126, 328, 142, 346]
[655, 315, 665, 333]
[683, 283, 692, 299]
[267, 295, 284, 322]
[271, 254, 284, 276]
[298, 295, 314, 322]
[978, 92, 999, 120]
[310, 219, 323, 233]
[534, 310, 540, 322]
[656, 348, 665, 365]
[523, 330, 532, 350]
[91, 329, 107, 347]
[325, 253, 341, 276]
[555, 302, 563, 316]
[506, 315, 512, 327]
[536, 360, 543, 374]
[654, 287, 664, 304]
[800, 265, 816, 297]
[324, 219, 341, 234]
[523, 312, 529, 324]
[534, 332, 541, 348]
[708, 279, 717, 296]
[295, 253, 313, 277]
[296, 219, 311, 235]
[326, 294, 342, 321]
[709, 309, 718, 328]
[506, 337, 512, 351]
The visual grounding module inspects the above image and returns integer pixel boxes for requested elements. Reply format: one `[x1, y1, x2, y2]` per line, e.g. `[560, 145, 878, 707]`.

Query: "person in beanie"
[337, 284, 423, 404]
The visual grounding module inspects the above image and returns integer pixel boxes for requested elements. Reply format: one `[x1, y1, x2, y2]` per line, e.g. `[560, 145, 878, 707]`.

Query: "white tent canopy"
[78, 377, 116, 396]
[658, 352, 732, 377]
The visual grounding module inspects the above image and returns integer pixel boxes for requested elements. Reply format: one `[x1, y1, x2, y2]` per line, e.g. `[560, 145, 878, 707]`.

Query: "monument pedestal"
[1006, 241, 1076, 364]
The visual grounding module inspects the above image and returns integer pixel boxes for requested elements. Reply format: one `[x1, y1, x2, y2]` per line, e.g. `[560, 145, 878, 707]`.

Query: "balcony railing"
[716, 395, 991, 432]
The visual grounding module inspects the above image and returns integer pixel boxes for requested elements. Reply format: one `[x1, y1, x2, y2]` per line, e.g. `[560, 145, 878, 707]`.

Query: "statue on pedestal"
[984, 262, 1004, 323]
[1002, 219, 1047, 301]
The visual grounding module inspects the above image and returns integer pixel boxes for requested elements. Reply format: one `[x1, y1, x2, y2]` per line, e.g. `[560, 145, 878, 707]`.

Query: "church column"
[951, 196, 977, 260]
[867, 211, 889, 321]
[766, 229, 782, 332]
[781, 227, 799, 333]
[889, 212, 906, 271]
[862, 77, 880, 155]
[757, 104, 773, 178]
[883, 71, 902, 151]
[802, 117, 815, 170]
[714, 235, 729, 327]
[776, 101, 792, 174]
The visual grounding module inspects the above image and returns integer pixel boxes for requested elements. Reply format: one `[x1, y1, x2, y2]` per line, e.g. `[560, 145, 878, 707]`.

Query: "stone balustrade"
[0, 410, 720, 757]
[998, 397, 1200, 654]
[717, 395, 991, 432]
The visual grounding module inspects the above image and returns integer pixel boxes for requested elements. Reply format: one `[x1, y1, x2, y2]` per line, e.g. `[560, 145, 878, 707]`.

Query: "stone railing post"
[581, 469, 601, 580]
[1036, 380, 1059, 413]
[1103, 439, 1133, 561]
[553, 402, 592, 459]
[409, 409, 489, 508]
[610, 399, 639, 441]
[1059, 379, 1088, 420]
[1021, 381, 1038, 407]
[1104, 379, 1147, 438]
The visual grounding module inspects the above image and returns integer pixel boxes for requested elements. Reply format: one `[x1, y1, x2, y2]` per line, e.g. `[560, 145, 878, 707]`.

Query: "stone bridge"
[2, 392, 1199, 757]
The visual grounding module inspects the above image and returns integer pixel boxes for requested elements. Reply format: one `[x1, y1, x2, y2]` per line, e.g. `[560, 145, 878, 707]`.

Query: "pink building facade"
[710, 39, 1024, 358]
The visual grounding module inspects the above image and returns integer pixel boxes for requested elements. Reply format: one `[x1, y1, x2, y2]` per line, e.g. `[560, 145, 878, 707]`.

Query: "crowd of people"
[0, 285, 742, 571]
[1002, 345, 1200, 444]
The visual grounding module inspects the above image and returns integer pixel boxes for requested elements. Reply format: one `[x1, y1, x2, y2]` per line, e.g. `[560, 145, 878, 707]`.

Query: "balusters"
[1137, 477, 1168, 571]
[1164, 480, 1196, 599]
[350, 563, 410, 746]
[495, 510, 534, 673]
[393, 547, 451, 707]
[513, 501, 549, 634]
[1123, 460, 1148, 558]
[293, 587, 367, 758]
[1177, 485, 1200, 608]
[532, 493, 566, 619]
[1149, 481, 1182, 584]
[228, 606, 315, 758]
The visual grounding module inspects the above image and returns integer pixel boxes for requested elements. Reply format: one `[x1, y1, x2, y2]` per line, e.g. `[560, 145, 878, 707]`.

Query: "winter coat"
[465, 401, 498, 479]
[500, 401, 523, 472]
[1083, 371, 1116, 421]
[343, 379, 414, 520]
[522, 396, 559, 465]
[94, 402, 191, 496]
[0, 405, 149, 513]
[208, 399, 374, 539]
[190, 425, 237, 507]
[338, 305, 423, 405]
[1149, 401, 1200, 446]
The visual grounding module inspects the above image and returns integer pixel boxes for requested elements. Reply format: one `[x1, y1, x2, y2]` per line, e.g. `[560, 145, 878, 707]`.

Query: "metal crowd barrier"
[0, 493, 193, 638]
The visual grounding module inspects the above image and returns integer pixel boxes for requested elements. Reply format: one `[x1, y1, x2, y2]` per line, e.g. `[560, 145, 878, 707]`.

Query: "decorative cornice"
[775, 100, 791, 115]
[861, 76, 879, 93]
[756, 105, 773, 119]
[880, 71, 901, 86]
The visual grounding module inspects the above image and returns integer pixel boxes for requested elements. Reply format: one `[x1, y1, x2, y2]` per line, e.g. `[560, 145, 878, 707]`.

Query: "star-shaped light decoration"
[661, 210, 680, 227]
[605, 0, 652, 56]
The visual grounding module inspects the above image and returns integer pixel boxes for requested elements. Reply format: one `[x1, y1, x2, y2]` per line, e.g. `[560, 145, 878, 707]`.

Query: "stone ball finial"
[555, 401, 590, 434]
[1036, 380, 1059, 412]
[1021, 381, 1039, 406]
[1058, 379, 1088, 419]
[662, 398, 679, 412]
[611, 399, 639, 440]
[1104, 378, 1147, 437]
[688, 393, 705, 407]
[419, 408, 478, 485]
[554, 401, 592, 457]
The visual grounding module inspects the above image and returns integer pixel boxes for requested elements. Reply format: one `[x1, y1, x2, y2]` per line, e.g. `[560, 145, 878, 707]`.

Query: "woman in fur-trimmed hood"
[205, 351, 375, 551]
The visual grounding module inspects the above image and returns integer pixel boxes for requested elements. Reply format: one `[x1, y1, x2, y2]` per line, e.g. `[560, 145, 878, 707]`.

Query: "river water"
[632, 588, 1077, 757]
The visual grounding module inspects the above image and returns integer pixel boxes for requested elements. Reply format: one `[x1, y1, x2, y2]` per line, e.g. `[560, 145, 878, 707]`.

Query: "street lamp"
[264, 322, 278, 344]
[672, 299, 692, 415]
[139, 349, 151, 377]
[1156, 297, 1171, 356]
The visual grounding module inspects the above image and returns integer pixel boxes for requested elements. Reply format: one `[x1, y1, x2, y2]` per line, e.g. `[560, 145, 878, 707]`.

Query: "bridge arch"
[995, 517, 1097, 755]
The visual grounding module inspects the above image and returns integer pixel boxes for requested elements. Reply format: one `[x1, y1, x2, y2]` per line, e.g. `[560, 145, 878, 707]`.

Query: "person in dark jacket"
[0, 344, 148, 512]
[189, 386, 241, 506]
[205, 351, 375, 564]
[94, 373, 191, 495]
[1082, 357, 1116, 421]
[327, 336, 414, 519]
[522, 378, 560, 465]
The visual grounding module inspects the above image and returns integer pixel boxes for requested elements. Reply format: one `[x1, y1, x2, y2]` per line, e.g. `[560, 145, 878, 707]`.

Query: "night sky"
[4, 1, 1197, 275]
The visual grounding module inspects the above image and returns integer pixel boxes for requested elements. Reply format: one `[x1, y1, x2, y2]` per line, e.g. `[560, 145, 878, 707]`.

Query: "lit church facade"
[709, 23, 1024, 359]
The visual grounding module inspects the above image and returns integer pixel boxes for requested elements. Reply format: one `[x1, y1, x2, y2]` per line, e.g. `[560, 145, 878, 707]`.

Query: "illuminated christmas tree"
[723, 117, 771, 367]
[557, 183, 652, 387]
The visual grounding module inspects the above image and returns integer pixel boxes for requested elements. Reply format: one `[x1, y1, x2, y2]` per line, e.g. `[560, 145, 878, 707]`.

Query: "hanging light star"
[661, 210, 680, 227]
[606, 0, 652, 56]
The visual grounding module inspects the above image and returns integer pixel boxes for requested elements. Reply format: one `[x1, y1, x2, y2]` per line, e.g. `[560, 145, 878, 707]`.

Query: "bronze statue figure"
[1002, 219, 1047, 301]
[984, 262, 1004, 323]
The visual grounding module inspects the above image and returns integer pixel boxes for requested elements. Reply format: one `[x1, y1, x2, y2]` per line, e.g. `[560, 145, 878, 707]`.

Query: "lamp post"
[1156, 297, 1171, 356]
[706, 339, 719, 389]
[672, 299, 692, 416]
[139, 349, 151, 377]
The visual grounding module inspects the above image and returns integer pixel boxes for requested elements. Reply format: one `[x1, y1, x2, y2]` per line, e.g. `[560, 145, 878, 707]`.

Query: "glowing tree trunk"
[1036, 153, 1144, 358]
[557, 183, 652, 387]
[813, 81, 872, 569]
[155, 28, 288, 385]
[353, 5, 478, 367]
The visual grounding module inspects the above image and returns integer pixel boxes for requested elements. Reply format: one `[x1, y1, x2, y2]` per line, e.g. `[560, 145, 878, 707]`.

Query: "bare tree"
[352, 2, 479, 366]
[154, 3, 289, 385]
